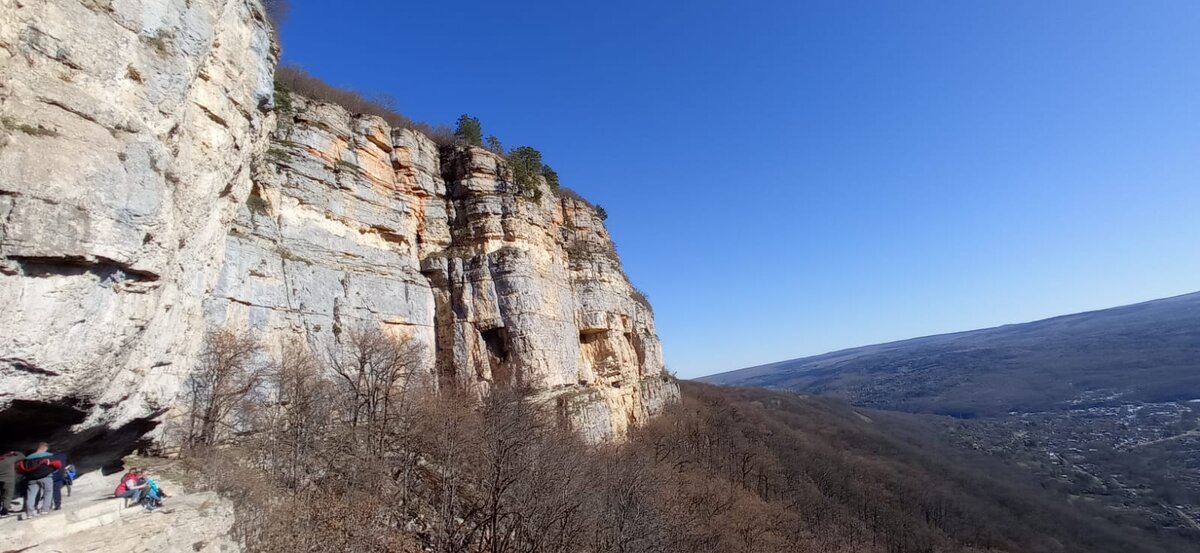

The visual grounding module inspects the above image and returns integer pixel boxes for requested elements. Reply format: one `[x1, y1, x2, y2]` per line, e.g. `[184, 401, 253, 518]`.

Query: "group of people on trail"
[0, 442, 74, 520]
[112, 467, 167, 511]
[1, 442, 167, 521]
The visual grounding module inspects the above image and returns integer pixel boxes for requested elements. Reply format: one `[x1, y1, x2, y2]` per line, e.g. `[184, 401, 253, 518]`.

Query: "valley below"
[2, 1, 1195, 551]
[936, 399, 1200, 536]
[705, 292, 1200, 551]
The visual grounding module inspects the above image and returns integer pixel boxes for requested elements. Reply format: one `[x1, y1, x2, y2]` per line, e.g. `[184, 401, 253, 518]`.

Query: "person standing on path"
[0, 451, 24, 516]
[50, 451, 69, 510]
[16, 443, 61, 520]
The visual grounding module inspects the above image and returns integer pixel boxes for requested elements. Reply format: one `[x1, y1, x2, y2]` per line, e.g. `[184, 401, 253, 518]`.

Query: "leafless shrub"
[275, 65, 456, 146]
[178, 446, 276, 546]
[183, 329, 266, 450]
[263, 0, 290, 28]
[325, 323, 430, 456]
[257, 339, 334, 489]
[180, 326, 1140, 553]
[631, 287, 653, 313]
[556, 186, 593, 207]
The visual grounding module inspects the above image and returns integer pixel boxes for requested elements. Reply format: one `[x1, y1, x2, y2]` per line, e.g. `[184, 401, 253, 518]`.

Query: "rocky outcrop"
[209, 95, 677, 442]
[0, 0, 676, 454]
[0, 0, 277, 457]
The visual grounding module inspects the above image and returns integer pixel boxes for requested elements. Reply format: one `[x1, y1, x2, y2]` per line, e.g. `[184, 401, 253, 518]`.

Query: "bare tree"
[326, 323, 429, 456]
[184, 328, 266, 450]
[421, 388, 598, 553]
[258, 338, 333, 489]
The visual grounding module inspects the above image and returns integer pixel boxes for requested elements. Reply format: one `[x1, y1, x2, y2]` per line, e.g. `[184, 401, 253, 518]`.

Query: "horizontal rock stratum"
[0, 0, 677, 457]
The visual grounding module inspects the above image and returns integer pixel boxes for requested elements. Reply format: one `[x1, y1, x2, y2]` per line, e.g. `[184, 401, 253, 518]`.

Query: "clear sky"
[278, 1, 1200, 379]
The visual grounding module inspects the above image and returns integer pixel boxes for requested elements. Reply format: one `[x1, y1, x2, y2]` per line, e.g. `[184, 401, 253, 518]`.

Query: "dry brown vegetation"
[183, 329, 266, 449]
[274, 65, 456, 146]
[263, 0, 289, 28]
[180, 328, 1174, 553]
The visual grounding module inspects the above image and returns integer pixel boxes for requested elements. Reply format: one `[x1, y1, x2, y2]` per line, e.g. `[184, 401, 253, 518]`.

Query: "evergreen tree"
[507, 146, 545, 200]
[455, 114, 483, 146]
[485, 135, 504, 154]
[540, 164, 559, 189]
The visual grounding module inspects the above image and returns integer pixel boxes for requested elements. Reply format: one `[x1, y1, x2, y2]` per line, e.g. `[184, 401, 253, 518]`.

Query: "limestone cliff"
[0, 0, 278, 455]
[0, 0, 676, 455]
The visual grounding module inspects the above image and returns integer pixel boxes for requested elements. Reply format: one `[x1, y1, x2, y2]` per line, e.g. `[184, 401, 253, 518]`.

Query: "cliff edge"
[0, 0, 676, 458]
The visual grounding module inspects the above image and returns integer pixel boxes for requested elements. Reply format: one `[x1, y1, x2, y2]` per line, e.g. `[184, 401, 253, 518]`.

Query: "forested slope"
[187, 371, 1185, 552]
[643, 382, 1185, 553]
[703, 292, 1200, 416]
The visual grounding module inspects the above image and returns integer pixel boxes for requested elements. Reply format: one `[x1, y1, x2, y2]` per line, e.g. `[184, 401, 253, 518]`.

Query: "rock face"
[0, 0, 277, 457]
[0, 1, 676, 453]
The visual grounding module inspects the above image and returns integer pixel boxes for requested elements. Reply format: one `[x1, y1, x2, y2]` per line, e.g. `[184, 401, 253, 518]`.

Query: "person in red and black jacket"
[15, 442, 62, 520]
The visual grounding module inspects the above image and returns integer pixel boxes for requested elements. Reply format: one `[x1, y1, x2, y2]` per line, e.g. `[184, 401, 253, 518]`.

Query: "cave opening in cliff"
[0, 399, 87, 454]
[68, 416, 163, 473]
[579, 329, 607, 345]
[0, 399, 163, 473]
[480, 326, 513, 386]
[481, 327, 510, 360]
[625, 331, 647, 372]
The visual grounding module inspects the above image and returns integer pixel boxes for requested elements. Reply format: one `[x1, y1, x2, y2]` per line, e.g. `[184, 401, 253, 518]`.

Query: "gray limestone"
[0, 0, 677, 451]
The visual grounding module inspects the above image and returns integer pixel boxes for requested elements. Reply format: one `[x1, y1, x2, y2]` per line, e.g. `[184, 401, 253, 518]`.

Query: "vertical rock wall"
[1, 0, 676, 453]
[205, 98, 443, 393]
[428, 144, 677, 441]
[0, 0, 276, 454]
[210, 96, 678, 442]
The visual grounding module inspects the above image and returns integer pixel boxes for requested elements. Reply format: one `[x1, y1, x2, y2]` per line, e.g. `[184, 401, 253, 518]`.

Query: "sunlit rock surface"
[1, 0, 675, 453]
[0, 0, 277, 456]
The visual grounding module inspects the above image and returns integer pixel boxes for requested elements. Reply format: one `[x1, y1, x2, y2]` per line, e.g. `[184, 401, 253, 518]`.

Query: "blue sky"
[279, 1, 1200, 378]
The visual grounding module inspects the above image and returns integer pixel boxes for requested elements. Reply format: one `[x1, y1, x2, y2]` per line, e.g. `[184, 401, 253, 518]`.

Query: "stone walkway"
[0, 467, 237, 552]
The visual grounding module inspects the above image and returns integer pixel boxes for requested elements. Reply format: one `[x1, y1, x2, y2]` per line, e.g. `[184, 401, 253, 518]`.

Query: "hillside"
[703, 292, 1200, 547]
[116, 383, 1200, 553]
[702, 292, 1200, 416]
[622, 382, 1186, 553]
[8, 379, 1184, 553]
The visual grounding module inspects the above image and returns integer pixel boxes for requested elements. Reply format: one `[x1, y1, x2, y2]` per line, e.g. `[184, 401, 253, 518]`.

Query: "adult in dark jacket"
[17, 443, 61, 520]
[0, 451, 24, 516]
[50, 452, 68, 510]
